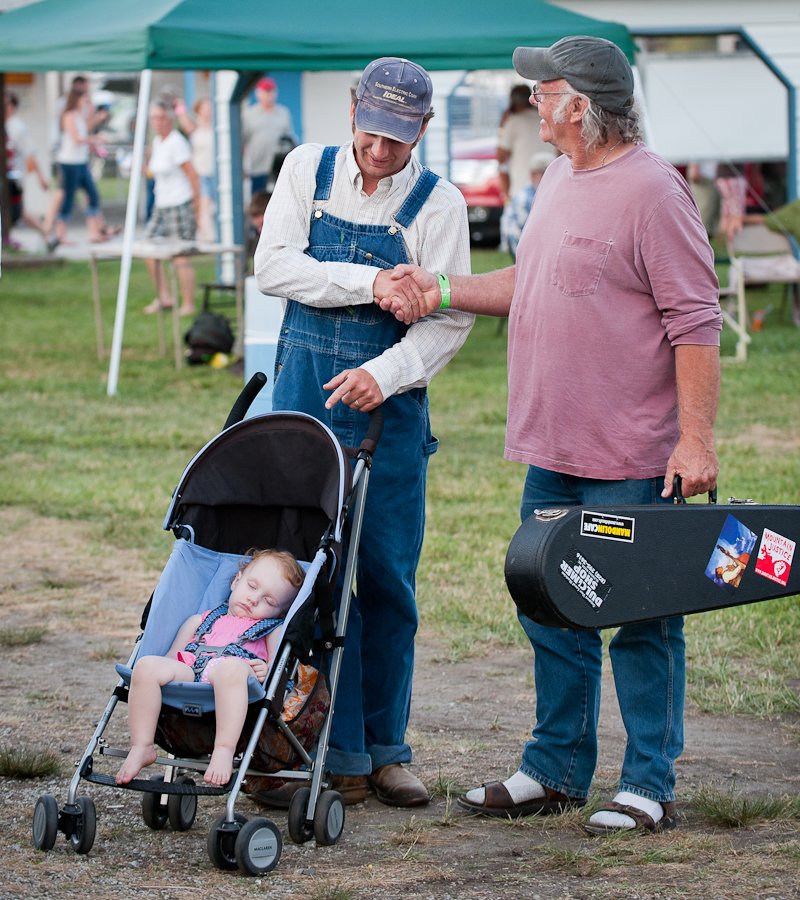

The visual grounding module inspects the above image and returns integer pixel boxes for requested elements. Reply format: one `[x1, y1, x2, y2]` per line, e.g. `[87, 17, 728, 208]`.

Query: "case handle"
[673, 475, 717, 505]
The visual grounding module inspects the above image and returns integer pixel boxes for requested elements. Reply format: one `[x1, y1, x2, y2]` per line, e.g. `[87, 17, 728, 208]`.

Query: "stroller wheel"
[207, 813, 247, 871]
[68, 796, 97, 855]
[287, 786, 314, 844]
[167, 776, 197, 831]
[235, 817, 282, 876]
[32, 794, 59, 851]
[313, 790, 345, 847]
[141, 775, 169, 830]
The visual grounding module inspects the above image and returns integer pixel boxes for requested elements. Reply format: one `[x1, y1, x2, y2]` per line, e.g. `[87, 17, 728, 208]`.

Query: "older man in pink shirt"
[383, 35, 722, 836]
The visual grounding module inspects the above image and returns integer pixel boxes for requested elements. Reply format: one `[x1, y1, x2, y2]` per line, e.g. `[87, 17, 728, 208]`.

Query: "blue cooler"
[243, 276, 284, 418]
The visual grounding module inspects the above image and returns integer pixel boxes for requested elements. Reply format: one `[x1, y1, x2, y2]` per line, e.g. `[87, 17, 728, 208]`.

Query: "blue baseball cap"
[354, 57, 433, 144]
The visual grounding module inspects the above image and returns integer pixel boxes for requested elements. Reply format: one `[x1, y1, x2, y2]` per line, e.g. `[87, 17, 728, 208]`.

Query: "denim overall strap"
[237, 617, 283, 643]
[271, 148, 440, 774]
[393, 167, 439, 228]
[314, 146, 338, 201]
[183, 606, 282, 681]
[275, 148, 437, 445]
[183, 603, 227, 655]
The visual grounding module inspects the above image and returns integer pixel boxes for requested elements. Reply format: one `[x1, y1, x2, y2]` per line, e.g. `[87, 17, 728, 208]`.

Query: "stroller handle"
[360, 408, 384, 456]
[224, 372, 268, 429]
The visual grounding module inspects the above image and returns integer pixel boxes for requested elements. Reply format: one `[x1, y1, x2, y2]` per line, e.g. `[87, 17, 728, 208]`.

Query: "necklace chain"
[600, 139, 623, 167]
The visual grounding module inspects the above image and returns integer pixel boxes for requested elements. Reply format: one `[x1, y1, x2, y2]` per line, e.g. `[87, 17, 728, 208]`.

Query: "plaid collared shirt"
[254, 142, 473, 399]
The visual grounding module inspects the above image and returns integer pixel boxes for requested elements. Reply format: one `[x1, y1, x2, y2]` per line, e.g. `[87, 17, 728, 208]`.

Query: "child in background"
[247, 190, 271, 262]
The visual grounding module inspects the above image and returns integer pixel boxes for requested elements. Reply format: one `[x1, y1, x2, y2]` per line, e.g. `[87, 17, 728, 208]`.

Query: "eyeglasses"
[530, 83, 577, 104]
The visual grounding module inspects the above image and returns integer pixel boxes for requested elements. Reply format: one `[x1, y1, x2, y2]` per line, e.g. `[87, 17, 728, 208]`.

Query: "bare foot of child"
[204, 747, 235, 786]
[116, 744, 157, 784]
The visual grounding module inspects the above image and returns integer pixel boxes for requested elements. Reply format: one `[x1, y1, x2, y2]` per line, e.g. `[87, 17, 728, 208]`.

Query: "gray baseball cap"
[354, 57, 433, 144]
[513, 36, 634, 115]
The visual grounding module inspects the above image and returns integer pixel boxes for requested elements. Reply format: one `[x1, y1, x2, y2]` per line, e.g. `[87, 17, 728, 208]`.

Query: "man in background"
[500, 149, 555, 259]
[497, 83, 549, 206]
[4, 91, 50, 247]
[242, 77, 295, 196]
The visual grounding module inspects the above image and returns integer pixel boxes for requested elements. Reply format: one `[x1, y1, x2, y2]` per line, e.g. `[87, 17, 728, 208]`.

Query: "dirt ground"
[1, 507, 799, 900]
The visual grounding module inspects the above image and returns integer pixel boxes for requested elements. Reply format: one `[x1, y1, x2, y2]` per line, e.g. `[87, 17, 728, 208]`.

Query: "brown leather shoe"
[245, 774, 368, 808]
[368, 764, 430, 807]
[329, 774, 369, 805]
[243, 778, 302, 809]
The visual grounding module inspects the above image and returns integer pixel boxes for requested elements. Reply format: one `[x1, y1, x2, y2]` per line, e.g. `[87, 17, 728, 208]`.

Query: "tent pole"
[107, 69, 153, 397]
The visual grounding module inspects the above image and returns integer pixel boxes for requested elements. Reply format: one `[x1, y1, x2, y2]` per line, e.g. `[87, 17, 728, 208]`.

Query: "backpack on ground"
[184, 310, 235, 365]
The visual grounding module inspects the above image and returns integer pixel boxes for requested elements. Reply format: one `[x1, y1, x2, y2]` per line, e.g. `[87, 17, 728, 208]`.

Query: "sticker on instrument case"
[559, 547, 612, 610]
[580, 511, 635, 543]
[704, 514, 757, 594]
[754, 528, 795, 587]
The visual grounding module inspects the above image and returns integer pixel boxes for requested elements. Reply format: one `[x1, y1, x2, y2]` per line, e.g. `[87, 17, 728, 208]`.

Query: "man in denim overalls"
[255, 58, 473, 806]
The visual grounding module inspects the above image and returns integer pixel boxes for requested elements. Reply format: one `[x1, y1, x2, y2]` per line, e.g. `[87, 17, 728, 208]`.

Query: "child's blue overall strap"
[182, 603, 284, 679]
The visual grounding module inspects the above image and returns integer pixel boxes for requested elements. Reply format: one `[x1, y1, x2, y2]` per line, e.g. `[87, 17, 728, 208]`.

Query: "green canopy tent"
[0, 0, 635, 394]
[0, 0, 635, 72]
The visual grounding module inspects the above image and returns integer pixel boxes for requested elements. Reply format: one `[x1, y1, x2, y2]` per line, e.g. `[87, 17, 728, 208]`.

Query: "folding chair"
[724, 223, 800, 360]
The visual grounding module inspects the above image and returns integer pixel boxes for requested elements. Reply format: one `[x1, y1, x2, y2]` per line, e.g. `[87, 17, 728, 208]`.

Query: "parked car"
[450, 136, 503, 248]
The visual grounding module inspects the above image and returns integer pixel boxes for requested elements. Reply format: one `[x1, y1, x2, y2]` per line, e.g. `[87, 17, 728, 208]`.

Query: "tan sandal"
[457, 782, 585, 819]
[584, 800, 677, 835]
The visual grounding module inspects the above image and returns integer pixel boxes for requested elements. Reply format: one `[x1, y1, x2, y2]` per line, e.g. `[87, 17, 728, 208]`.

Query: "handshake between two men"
[326, 264, 509, 414]
[372, 266, 442, 326]
[373, 264, 516, 323]
[322, 265, 445, 414]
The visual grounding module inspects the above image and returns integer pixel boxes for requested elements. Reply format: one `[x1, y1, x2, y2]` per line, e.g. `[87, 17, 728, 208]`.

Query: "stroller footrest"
[83, 772, 229, 795]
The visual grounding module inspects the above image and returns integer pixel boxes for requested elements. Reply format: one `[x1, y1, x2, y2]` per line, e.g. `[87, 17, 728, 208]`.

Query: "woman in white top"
[143, 100, 201, 316]
[52, 88, 113, 245]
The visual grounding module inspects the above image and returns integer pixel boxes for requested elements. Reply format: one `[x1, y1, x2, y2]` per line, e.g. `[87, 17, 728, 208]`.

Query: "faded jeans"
[517, 465, 684, 803]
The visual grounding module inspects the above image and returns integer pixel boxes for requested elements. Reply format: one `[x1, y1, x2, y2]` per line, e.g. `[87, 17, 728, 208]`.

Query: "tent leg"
[106, 69, 153, 397]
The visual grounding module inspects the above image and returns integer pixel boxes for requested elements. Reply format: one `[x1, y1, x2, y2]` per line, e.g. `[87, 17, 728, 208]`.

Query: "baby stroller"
[32, 373, 383, 876]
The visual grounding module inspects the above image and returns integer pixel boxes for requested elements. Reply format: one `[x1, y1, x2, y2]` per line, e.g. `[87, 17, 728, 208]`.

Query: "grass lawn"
[0, 248, 798, 718]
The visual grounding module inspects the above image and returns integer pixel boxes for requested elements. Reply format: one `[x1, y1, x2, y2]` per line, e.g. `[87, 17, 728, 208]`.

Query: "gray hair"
[149, 99, 176, 123]
[553, 83, 643, 151]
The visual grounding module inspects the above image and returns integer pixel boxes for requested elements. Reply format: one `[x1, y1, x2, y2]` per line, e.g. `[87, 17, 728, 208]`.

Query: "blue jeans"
[275, 365, 436, 775]
[58, 162, 100, 220]
[325, 391, 436, 774]
[517, 465, 683, 804]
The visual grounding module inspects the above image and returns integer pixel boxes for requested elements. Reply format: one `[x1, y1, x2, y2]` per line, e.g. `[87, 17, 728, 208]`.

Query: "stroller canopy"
[164, 412, 351, 560]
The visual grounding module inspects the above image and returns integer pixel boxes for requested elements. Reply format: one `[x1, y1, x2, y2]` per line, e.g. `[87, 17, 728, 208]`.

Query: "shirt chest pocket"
[551, 232, 612, 297]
